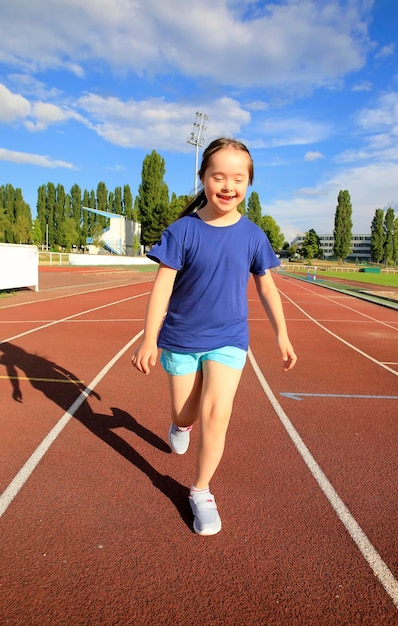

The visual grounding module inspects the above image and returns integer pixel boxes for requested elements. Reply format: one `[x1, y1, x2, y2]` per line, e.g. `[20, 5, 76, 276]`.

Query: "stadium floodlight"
[187, 112, 208, 194]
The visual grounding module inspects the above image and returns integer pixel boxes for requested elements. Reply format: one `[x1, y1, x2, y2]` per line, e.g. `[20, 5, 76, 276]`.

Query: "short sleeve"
[147, 228, 184, 270]
[250, 236, 280, 275]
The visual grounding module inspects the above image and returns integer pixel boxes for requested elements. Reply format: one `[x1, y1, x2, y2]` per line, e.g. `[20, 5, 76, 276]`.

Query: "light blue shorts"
[160, 346, 247, 376]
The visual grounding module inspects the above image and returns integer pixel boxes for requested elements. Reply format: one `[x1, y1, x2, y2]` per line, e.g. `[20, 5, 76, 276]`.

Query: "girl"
[132, 137, 297, 536]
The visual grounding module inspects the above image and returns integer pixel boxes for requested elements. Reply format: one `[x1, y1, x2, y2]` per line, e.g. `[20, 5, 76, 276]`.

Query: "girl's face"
[200, 146, 251, 219]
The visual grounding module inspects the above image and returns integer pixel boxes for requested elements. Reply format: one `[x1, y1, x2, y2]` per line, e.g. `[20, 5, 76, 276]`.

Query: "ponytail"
[178, 189, 207, 219]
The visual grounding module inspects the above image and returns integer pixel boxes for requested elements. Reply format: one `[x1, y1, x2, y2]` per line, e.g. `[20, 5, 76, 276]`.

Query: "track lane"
[249, 275, 398, 595]
[1, 272, 397, 624]
[2, 342, 397, 625]
[0, 286, 149, 493]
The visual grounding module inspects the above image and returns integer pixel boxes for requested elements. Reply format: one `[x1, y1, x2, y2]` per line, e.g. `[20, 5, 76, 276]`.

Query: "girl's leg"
[193, 360, 243, 489]
[167, 369, 203, 428]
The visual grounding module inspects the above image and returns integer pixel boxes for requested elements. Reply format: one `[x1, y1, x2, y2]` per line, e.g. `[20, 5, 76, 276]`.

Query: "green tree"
[333, 190, 353, 262]
[238, 198, 246, 215]
[247, 192, 262, 225]
[168, 192, 185, 224]
[370, 208, 384, 263]
[70, 184, 82, 247]
[1, 184, 15, 242]
[0, 198, 10, 243]
[59, 217, 79, 251]
[81, 190, 90, 250]
[96, 182, 109, 233]
[261, 215, 285, 252]
[108, 191, 114, 215]
[31, 217, 43, 247]
[300, 229, 322, 259]
[137, 150, 170, 248]
[13, 188, 32, 243]
[37, 184, 47, 247]
[46, 182, 56, 248]
[114, 187, 123, 215]
[97, 182, 108, 212]
[0, 185, 31, 244]
[383, 207, 395, 265]
[133, 196, 140, 223]
[393, 216, 398, 264]
[133, 234, 141, 256]
[87, 190, 97, 240]
[54, 184, 66, 247]
[123, 185, 134, 220]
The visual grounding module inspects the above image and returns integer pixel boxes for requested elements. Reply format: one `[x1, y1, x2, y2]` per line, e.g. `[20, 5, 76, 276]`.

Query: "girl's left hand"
[279, 339, 297, 371]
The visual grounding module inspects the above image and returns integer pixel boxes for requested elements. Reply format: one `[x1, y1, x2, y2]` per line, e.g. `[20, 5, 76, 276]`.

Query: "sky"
[0, 0, 397, 243]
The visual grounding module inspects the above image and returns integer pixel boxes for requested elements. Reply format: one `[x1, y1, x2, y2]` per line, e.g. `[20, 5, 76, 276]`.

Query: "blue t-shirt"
[147, 213, 280, 352]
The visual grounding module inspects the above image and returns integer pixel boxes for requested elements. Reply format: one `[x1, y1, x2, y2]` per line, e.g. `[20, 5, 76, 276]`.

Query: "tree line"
[1, 152, 397, 262]
[0, 150, 286, 253]
[292, 190, 397, 264]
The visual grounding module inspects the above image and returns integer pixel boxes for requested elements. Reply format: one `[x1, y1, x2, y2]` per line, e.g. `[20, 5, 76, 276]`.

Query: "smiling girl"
[132, 137, 297, 535]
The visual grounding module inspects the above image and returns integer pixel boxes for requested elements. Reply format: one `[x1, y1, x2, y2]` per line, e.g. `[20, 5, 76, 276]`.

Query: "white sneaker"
[168, 423, 192, 454]
[189, 489, 222, 536]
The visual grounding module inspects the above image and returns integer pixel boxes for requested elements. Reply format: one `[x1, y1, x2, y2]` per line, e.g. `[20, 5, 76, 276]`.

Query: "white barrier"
[0, 243, 39, 292]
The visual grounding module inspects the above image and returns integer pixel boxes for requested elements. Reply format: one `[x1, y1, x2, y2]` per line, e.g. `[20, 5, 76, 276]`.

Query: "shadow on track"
[0, 342, 192, 529]
[75, 403, 192, 529]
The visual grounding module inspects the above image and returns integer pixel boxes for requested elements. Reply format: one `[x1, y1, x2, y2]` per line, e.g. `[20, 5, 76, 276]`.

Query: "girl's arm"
[253, 271, 297, 371]
[132, 264, 177, 374]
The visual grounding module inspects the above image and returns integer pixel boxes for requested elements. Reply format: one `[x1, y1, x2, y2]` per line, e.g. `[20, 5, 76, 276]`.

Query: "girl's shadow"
[76, 404, 192, 528]
[0, 342, 192, 529]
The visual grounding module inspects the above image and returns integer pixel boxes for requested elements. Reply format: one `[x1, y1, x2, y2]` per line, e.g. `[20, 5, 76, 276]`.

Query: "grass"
[282, 262, 398, 288]
[284, 267, 397, 288]
[317, 271, 397, 288]
[0, 289, 16, 298]
[134, 265, 158, 272]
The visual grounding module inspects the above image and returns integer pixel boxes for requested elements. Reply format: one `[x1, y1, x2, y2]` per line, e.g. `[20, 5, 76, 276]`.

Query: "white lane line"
[0, 292, 150, 344]
[0, 330, 144, 519]
[278, 288, 398, 377]
[248, 348, 398, 610]
[0, 319, 145, 324]
[281, 277, 398, 332]
[0, 280, 153, 309]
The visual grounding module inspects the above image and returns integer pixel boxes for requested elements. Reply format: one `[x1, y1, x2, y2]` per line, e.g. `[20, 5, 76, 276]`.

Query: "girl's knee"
[201, 406, 231, 433]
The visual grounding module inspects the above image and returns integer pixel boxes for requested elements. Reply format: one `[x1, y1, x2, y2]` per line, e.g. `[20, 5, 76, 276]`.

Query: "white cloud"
[351, 80, 372, 92]
[0, 147, 75, 168]
[374, 43, 395, 59]
[77, 94, 251, 150]
[336, 91, 398, 163]
[7, 74, 61, 99]
[0, 83, 85, 131]
[0, 84, 30, 122]
[304, 150, 325, 161]
[0, 0, 372, 91]
[104, 164, 126, 171]
[356, 91, 398, 129]
[262, 161, 398, 242]
[246, 100, 270, 112]
[25, 102, 84, 131]
[249, 117, 332, 148]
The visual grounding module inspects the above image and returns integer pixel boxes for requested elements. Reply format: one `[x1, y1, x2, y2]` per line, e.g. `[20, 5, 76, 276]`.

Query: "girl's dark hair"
[179, 137, 254, 218]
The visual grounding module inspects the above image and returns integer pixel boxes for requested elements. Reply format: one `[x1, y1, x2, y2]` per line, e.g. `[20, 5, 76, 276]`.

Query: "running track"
[1, 268, 397, 625]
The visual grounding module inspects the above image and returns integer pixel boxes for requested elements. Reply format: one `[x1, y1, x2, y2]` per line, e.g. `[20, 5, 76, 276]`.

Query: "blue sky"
[0, 0, 397, 243]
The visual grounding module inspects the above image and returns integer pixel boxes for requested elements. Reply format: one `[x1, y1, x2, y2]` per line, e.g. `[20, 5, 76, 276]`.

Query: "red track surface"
[1, 267, 397, 625]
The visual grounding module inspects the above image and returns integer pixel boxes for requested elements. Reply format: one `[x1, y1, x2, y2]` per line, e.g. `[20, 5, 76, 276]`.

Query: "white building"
[83, 207, 141, 255]
[291, 233, 372, 261]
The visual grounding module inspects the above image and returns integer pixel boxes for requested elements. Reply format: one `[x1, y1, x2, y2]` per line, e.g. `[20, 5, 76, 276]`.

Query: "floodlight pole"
[187, 112, 208, 194]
